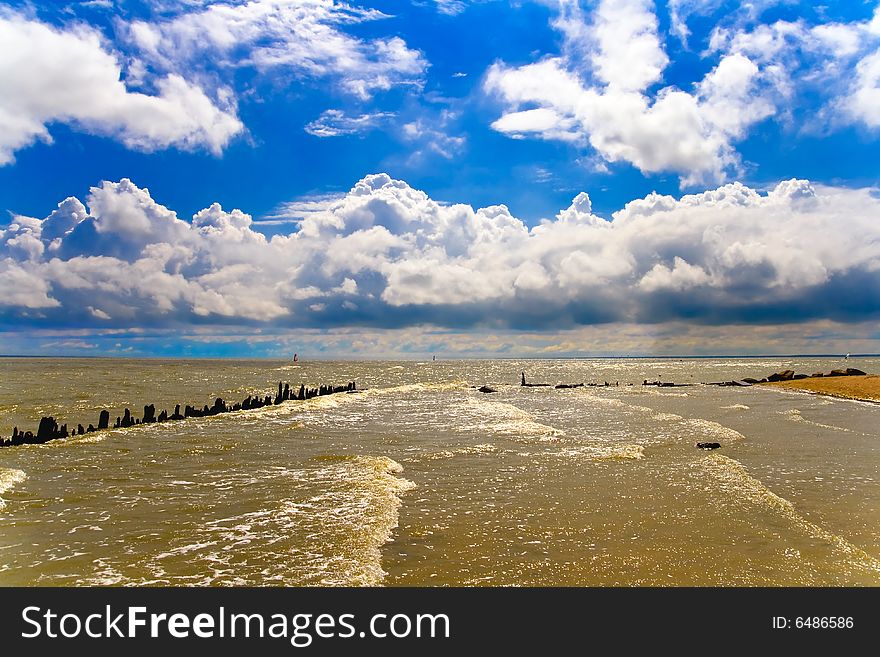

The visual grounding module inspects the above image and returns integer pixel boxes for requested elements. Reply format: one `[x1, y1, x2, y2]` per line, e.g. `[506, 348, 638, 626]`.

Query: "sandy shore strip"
[762, 375, 880, 404]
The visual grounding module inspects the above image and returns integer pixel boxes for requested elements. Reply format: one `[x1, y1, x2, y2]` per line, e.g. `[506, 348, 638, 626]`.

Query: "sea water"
[0, 357, 877, 586]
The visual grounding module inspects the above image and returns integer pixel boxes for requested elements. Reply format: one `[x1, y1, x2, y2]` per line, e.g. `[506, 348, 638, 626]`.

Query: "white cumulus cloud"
[484, 0, 775, 186]
[2, 173, 879, 330]
[124, 0, 426, 99]
[0, 8, 243, 165]
[486, 0, 880, 185]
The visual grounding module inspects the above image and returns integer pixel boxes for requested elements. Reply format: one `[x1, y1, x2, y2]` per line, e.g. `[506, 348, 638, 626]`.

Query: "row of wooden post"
[0, 380, 357, 448]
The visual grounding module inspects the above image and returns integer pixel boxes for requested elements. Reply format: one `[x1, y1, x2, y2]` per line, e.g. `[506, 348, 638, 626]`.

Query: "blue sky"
[1, 0, 880, 357]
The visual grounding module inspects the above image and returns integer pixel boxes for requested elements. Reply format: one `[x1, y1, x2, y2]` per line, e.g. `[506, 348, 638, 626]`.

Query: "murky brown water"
[1, 357, 878, 586]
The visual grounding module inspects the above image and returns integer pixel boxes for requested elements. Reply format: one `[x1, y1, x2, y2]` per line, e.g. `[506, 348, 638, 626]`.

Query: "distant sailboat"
[293, 353, 298, 362]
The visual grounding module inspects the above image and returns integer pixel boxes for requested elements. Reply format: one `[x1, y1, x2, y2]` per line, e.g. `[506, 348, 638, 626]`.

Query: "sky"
[1, 0, 880, 358]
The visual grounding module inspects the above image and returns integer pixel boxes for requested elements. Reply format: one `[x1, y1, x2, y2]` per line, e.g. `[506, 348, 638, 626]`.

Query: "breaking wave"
[73, 456, 414, 587]
[460, 397, 565, 439]
[0, 468, 26, 511]
[703, 454, 880, 575]
[782, 409, 852, 433]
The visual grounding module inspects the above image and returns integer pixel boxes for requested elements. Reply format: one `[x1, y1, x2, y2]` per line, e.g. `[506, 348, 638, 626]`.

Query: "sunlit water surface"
[1, 357, 878, 586]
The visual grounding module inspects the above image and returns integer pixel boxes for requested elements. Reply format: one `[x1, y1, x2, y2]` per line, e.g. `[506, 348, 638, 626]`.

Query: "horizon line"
[0, 354, 875, 361]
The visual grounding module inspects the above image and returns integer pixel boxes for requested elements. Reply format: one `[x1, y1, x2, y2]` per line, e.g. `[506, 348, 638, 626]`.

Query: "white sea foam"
[551, 444, 645, 461]
[642, 389, 689, 397]
[583, 393, 746, 446]
[683, 418, 746, 443]
[161, 455, 416, 587]
[704, 454, 880, 575]
[65, 433, 107, 444]
[782, 409, 852, 432]
[419, 443, 502, 461]
[363, 382, 465, 397]
[79, 558, 128, 586]
[460, 398, 564, 438]
[652, 412, 683, 422]
[586, 395, 655, 414]
[0, 468, 26, 511]
[154, 541, 219, 560]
